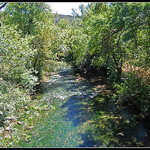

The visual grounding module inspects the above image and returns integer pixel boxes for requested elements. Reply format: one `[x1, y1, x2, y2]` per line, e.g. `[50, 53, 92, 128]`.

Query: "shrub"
[0, 24, 38, 147]
[0, 78, 32, 147]
[0, 24, 38, 91]
[113, 72, 150, 117]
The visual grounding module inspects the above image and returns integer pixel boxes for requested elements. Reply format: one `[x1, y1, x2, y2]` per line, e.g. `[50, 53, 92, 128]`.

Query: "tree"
[68, 2, 149, 82]
[1, 2, 56, 81]
[84, 2, 149, 81]
[2, 2, 52, 35]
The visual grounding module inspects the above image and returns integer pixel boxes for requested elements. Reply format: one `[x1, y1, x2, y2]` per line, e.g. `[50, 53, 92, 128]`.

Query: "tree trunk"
[112, 52, 122, 82]
[116, 66, 122, 82]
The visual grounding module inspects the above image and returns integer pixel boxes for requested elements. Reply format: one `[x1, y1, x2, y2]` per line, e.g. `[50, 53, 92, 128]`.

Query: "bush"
[0, 24, 38, 91]
[0, 78, 32, 147]
[0, 24, 38, 147]
[113, 72, 150, 117]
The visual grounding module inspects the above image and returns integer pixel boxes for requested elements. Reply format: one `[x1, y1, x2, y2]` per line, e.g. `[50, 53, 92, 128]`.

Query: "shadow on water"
[60, 93, 117, 147]
[61, 95, 93, 126]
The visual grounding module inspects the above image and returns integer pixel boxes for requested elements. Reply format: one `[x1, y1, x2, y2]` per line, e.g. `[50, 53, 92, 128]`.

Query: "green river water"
[17, 66, 149, 147]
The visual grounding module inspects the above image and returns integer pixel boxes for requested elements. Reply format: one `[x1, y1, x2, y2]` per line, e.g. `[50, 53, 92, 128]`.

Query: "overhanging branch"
[0, 3, 7, 10]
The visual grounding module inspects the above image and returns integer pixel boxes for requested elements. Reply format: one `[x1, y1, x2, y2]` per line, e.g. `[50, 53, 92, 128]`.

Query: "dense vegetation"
[65, 2, 150, 117]
[0, 2, 149, 147]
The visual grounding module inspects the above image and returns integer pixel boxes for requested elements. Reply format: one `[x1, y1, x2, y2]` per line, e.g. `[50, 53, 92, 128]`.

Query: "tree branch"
[0, 3, 7, 10]
[98, 27, 124, 46]
[112, 52, 118, 68]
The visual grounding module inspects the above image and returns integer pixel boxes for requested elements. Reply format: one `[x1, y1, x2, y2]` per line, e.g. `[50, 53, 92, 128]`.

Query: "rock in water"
[26, 126, 34, 130]
[17, 121, 22, 125]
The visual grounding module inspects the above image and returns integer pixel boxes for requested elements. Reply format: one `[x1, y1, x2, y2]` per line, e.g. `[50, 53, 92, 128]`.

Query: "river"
[17, 66, 149, 147]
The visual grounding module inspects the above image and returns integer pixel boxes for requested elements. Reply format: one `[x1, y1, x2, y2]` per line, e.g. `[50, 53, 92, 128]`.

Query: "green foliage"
[0, 24, 38, 147]
[2, 2, 52, 35]
[2, 2, 57, 81]
[0, 25, 38, 90]
[113, 73, 150, 116]
[0, 78, 32, 147]
[66, 2, 149, 82]
[0, 78, 31, 117]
